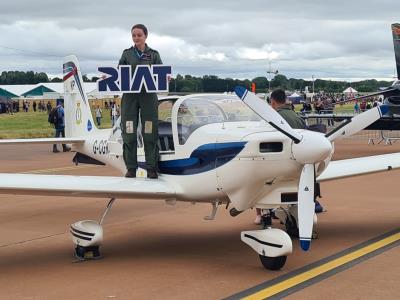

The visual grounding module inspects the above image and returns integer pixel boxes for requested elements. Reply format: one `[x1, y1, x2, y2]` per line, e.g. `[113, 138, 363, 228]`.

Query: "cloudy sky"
[0, 0, 399, 81]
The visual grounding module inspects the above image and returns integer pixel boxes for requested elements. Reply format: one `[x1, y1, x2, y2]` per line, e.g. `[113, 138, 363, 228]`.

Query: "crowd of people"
[0, 101, 18, 114]
[0, 100, 54, 114]
[353, 98, 383, 114]
[92, 100, 120, 127]
[299, 92, 383, 115]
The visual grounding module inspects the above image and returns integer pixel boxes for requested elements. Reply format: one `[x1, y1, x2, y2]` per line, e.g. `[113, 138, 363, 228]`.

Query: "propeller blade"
[298, 164, 315, 251]
[326, 105, 389, 142]
[234, 86, 303, 143]
[334, 88, 398, 105]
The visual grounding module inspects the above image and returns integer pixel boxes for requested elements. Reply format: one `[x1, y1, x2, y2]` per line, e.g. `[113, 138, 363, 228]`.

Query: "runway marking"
[0, 232, 66, 248]
[226, 228, 400, 300]
[19, 165, 99, 174]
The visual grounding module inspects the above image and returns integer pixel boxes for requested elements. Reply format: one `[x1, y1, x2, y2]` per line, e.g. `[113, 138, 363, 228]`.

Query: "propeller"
[298, 164, 315, 251]
[234, 86, 389, 251]
[326, 105, 389, 141]
[234, 86, 303, 144]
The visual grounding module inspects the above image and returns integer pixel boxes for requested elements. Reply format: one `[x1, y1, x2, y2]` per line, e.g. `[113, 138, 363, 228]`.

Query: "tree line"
[168, 74, 393, 93]
[0, 70, 393, 93]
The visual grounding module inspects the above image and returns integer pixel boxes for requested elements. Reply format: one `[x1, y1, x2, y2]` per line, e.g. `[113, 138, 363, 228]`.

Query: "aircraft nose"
[292, 131, 332, 164]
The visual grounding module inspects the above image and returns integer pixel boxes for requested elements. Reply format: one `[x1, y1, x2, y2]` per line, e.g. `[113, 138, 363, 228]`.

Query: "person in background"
[52, 100, 71, 153]
[111, 102, 120, 127]
[366, 100, 372, 110]
[95, 105, 102, 126]
[360, 100, 366, 112]
[255, 89, 307, 225]
[46, 101, 52, 114]
[354, 101, 360, 114]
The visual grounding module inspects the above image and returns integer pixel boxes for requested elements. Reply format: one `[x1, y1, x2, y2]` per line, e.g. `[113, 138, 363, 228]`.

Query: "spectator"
[360, 101, 366, 112]
[255, 89, 306, 225]
[111, 102, 117, 126]
[323, 98, 334, 127]
[95, 105, 102, 126]
[46, 101, 52, 114]
[52, 100, 71, 153]
[354, 101, 360, 114]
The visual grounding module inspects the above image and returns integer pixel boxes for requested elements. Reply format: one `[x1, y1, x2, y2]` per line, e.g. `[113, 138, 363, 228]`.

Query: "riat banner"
[97, 65, 172, 93]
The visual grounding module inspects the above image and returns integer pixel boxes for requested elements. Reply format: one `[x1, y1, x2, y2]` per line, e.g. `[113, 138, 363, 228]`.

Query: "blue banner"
[97, 65, 172, 93]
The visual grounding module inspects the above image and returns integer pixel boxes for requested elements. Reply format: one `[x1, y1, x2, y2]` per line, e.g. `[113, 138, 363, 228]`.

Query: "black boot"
[125, 169, 136, 178]
[63, 145, 71, 152]
[53, 145, 60, 153]
[147, 169, 158, 179]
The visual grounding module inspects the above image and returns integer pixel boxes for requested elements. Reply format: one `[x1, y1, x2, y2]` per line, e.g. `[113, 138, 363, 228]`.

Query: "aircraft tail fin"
[392, 23, 400, 80]
[63, 55, 97, 138]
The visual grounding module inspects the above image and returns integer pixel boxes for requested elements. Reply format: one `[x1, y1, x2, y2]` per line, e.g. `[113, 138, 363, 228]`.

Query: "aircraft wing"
[0, 138, 85, 145]
[317, 153, 400, 182]
[0, 173, 176, 199]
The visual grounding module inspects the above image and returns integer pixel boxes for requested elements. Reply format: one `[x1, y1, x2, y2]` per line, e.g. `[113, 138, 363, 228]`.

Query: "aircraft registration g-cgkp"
[1, 24, 400, 270]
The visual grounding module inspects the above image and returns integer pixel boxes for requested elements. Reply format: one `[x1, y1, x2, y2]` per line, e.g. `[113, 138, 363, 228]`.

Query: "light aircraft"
[1, 24, 400, 270]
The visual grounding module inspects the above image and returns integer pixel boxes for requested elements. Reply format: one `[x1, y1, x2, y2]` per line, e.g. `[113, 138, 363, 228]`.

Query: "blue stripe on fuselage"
[138, 141, 247, 175]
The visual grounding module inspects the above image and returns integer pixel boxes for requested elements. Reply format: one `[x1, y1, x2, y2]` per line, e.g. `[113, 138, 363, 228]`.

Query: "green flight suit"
[276, 105, 306, 129]
[118, 44, 163, 171]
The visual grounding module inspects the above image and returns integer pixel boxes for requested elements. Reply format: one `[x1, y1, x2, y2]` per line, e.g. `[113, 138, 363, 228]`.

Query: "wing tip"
[234, 86, 247, 99]
[379, 104, 389, 116]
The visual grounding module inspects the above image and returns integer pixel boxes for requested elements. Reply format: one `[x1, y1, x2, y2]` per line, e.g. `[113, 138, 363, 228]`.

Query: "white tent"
[287, 92, 303, 104]
[343, 87, 358, 94]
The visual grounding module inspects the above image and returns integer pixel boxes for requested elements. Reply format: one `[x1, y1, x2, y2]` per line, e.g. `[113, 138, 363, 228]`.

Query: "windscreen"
[177, 94, 261, 144]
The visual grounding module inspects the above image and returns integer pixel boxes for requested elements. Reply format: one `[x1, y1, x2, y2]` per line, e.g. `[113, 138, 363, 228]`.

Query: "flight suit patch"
[126, 121, 134, 134]
[141, 53, 152, 61]
[144, 121, 153, 134]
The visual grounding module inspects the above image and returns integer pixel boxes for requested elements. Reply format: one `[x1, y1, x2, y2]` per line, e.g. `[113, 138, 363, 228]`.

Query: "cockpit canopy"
[157, 94, 262, 152]
[176, 94, 261, 144]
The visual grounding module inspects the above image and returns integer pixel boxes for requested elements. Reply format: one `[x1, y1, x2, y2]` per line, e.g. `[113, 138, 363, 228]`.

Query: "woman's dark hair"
[131, 24, 148, 36]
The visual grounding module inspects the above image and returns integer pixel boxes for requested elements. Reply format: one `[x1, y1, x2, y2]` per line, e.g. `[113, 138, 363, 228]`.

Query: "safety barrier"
[303, 112, 400, 144]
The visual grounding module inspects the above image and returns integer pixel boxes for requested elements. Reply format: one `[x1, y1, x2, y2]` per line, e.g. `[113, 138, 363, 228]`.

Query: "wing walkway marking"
[226, 228, 400, 300]
[19, 165, 99, 174]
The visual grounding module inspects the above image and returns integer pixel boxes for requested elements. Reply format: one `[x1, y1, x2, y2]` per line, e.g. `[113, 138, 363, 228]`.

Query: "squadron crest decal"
[75, 102, 82, 125]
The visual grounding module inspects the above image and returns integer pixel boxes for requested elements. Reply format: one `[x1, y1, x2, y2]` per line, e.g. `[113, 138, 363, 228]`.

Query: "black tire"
[259, 255, 287, 270]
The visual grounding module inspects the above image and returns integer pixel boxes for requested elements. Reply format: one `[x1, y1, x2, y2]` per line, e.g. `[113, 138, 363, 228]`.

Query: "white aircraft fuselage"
[71, 101, 332, 212]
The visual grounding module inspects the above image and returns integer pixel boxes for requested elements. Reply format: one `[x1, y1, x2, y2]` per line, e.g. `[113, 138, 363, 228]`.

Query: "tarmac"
[0, 140, 399, 299]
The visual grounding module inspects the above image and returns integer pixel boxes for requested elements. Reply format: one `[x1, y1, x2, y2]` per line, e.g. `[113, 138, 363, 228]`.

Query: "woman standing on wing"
[119, 24, 162, 179]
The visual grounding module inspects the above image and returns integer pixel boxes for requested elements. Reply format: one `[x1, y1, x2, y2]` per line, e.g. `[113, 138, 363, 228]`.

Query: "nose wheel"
[259, 255, 287, 271]
[241, 228, 292, 270]
[70, 198, 116, 261]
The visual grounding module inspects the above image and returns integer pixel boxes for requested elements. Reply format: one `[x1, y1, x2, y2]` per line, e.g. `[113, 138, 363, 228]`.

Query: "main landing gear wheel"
[259, 255, 287, 270]
[70, 198, 116, 261]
